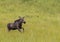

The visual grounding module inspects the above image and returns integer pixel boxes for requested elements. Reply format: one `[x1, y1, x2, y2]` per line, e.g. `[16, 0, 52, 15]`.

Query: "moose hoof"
[20, 28, 24, 32]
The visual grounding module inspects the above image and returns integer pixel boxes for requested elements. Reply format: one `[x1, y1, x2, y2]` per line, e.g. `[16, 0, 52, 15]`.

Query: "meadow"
[0, 0, 60, 42]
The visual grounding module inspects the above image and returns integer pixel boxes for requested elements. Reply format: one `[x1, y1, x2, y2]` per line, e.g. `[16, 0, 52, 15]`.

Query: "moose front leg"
[15, 22, 21, 32]
[16, 23, 24, 32]
[22, 27, 24, 32]
[20, 27, 24, 32]
[16, 25, 21, 32]
[18, 26, 24, 32]
[17, 27, 21, 32]
[17, 26, 24, 32]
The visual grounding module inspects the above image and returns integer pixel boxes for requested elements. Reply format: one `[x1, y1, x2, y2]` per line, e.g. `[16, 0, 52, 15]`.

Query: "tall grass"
[0, 0, 60, 42]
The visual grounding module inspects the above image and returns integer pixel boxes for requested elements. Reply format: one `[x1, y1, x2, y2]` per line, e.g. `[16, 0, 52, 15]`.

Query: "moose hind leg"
[7, 24, 11, 32]
[7, 27, 10, 32]
[7, 26, 11, 31]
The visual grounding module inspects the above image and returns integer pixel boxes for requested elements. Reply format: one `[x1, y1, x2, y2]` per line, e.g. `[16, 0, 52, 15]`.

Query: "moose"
[7, 16, 26, 32]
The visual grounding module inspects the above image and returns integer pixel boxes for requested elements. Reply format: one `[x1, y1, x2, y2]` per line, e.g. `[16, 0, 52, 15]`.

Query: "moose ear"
[19, 16, 21, 18]
[23, 17, 25, 19]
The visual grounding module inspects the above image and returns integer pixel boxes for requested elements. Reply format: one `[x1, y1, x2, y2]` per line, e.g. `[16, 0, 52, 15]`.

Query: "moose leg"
[17, 27, 21, 32]
[7, 24, 11, 32]
[15, 23, 21, 32]
[17, 26, 21, 32]
[16, 26, 21, 32]
[7, 25, 12, 32]
[20, 27, 24, 32]
[21, 27, 24, 31]
[8, 28, 11, 31]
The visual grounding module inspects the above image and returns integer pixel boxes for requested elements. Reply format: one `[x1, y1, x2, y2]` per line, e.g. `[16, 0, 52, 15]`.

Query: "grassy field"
[0, 0, 60, 42]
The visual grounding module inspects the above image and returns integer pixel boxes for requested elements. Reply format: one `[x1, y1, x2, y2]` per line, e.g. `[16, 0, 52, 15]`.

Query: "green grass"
[0, 0, 60, 42]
